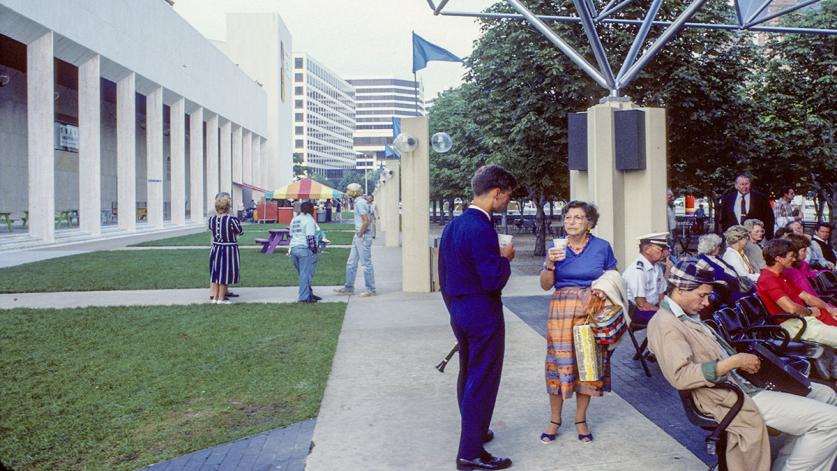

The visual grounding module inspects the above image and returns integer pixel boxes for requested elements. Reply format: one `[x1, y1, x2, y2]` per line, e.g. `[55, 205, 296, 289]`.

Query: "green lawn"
[0, 303, 346, 470]
[134, 227, 356, 247]
[0, 248, 350, 293]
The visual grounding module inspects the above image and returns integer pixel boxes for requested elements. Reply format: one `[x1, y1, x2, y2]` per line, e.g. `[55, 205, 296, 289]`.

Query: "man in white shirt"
[289, 201, 320, 303]
[622, 232, 670, 324]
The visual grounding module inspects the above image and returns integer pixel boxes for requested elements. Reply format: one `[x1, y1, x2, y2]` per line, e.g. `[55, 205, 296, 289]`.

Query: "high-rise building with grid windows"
[347, 77, 424, 171]
[293, 53, 356, 180]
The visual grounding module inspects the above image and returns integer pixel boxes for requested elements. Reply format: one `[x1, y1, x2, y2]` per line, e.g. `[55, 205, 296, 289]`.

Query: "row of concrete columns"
[25, 31, 269, 242]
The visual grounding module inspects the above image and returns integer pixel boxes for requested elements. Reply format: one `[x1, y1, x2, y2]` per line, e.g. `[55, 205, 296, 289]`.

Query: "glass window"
[295, 57, 303, 68]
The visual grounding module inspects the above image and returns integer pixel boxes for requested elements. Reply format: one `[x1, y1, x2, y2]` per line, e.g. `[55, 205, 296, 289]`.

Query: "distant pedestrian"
[366, 195, 377, 239]
[335, 183, 376, 296]
[324, 199, 333, 223]
[290, 201, 320, 303]
[336, 199, 343, 222]
[209, 193, 242, 304]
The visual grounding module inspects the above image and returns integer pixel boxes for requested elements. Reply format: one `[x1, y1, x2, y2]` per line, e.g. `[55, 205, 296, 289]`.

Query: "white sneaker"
[334, 287, 353, 295]
[216, 299, 232, 305]
[358, 291, 376, 297]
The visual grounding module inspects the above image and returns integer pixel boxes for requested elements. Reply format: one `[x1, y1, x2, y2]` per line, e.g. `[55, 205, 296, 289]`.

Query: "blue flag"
[384, 145, 401, 159]
[392, 117, 401, 138]
[412, 32, 463, 73]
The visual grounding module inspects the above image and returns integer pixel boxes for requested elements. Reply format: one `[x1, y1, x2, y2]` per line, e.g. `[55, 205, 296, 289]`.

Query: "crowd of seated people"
[697, 233, 754, 304]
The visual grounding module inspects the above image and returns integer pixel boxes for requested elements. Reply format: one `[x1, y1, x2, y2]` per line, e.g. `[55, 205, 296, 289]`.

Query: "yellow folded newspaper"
[573, 324, 602, 382]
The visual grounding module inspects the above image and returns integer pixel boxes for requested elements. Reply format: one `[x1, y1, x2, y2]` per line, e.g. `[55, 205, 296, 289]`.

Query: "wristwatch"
[542, 263, 555, 272]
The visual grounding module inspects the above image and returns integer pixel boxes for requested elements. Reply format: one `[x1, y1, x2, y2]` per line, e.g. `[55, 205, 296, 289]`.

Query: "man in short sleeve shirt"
[622, 233, 669, 323]
[335, 183, 376, 296]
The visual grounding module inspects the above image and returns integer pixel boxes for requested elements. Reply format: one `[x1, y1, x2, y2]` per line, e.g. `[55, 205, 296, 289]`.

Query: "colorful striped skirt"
[546, 286, 612, 398]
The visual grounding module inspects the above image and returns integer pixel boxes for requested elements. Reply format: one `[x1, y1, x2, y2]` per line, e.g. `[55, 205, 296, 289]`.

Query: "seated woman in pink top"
[782, 234, 837, 327]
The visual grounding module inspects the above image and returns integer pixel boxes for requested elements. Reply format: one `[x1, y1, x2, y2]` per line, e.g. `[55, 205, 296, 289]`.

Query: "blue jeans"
[291, 246, 318, 301]
[344, 232, 375, 292]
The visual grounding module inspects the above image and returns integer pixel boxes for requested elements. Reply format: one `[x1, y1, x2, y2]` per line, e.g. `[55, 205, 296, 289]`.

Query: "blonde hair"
[743, 218, 764, 232]
[724, 225, 750, 245]
[215, 195, 232, 214]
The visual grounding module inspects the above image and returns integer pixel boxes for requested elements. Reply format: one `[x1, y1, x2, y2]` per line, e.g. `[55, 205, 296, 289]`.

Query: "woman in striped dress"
[209, 194, 242, 304]
[539, 201, 618, 444]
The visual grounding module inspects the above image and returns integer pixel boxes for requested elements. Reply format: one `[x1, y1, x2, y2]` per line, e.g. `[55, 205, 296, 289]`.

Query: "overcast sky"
[173, 0, 489, 100]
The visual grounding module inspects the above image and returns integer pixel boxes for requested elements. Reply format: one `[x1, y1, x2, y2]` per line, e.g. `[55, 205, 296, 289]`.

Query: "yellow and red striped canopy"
[267, 178, 344, 200]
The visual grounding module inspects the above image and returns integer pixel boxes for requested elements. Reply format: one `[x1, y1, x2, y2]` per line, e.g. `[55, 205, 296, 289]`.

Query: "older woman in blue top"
[539, 201, 617, 445]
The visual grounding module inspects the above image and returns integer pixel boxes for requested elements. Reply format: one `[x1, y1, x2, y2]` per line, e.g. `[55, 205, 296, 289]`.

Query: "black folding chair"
[678, 382, 746, 471]
[626, 302, 652, 377]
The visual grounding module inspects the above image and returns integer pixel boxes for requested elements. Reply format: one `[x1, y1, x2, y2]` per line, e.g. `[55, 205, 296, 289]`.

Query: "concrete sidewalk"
[0, 286, 348, 310]
[305, 241, 705, 470]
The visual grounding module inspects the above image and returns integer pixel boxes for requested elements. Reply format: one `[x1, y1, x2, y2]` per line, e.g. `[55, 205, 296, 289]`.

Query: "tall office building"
[347, 77, 424, 170]
[293, 53, 356, 180]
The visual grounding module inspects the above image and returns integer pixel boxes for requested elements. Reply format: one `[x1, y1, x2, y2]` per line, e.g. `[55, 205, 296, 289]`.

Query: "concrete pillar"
[383, 162, 400, 248]
[189, 107, 205, 222]
[220, 119, 232, 199]
[400, 117, 431, 292]
[26, 31, 55, 241]
[243, 129, 252, 186]
[261, 137, 269, 189]
[78, 54, 101, 235]
[170, 98, 186, 225]
[117, 72, 137, 232]
[232, 124, 243, 212]
[146, 86, 164, 228]
[206, 114, 219, 213]
[569, 100, 667, 270]
[252, 136, 261, 190]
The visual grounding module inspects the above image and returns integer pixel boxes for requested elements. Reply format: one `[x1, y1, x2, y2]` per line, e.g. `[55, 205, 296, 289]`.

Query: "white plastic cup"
[553, 238, 568, 252]
[498, 234, 513, 248]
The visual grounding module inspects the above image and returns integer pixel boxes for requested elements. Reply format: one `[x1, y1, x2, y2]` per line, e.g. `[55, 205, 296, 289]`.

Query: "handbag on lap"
[737, 343, 812, 396]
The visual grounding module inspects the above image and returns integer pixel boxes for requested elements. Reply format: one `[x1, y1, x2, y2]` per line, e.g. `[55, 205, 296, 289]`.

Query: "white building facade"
[214, 12, 294, 193]
[347, 77, 424, 170]
[0, 0, 269, 242]
[293, 53, 356, 180]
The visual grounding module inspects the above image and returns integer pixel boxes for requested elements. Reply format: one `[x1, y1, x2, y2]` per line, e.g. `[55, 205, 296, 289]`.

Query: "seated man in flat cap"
[622, 232, 670, 324]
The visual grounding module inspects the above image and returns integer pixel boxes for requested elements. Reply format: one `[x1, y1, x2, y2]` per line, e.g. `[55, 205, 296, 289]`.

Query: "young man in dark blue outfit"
[439, 165, 517, 470]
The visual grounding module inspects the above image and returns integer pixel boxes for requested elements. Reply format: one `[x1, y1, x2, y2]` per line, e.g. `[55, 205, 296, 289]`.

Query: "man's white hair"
[346, 183, 363, 196]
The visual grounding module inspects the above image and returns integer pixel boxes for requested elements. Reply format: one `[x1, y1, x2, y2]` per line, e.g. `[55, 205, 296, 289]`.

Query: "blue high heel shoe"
[575, 420, 593, 443]
[539, 420, 561, 444]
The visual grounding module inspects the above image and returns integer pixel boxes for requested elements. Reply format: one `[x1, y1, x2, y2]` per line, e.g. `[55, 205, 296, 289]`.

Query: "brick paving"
[140, 419, 315, 471]
[502, 295, 712, 465]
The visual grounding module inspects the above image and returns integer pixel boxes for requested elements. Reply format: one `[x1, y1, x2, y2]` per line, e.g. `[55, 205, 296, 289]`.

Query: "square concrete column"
[243, 130, 252, 186]
[219, 119, 232, 199]
[383, 162, 400, 248]
[117, 72, 137, 232]
[206, 114, 220, 213]
[189, 107, 205, 222]
[232, 124, 243, 212]
[78, 54, 101, 235]
[26, 31, 55, 242]
[170, 98, 186, 225]
[570, 100, 667, 270]
[400, 117, 431, 292]
[260, 137, 269, 189]
[145, 86, 164, 228]
[252, 136, 261, 190]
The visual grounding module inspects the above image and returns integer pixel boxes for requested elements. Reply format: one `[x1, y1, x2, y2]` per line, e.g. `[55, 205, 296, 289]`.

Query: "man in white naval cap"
[622, 232, 671, 324]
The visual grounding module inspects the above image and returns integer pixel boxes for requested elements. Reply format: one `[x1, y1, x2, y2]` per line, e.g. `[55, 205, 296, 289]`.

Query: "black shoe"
[226, 291, 240, 298]
[209, 296, 230, 301]
[311, 294, 322, 301]
[483, 429, 494, 443]
[456, 454, 512, 470]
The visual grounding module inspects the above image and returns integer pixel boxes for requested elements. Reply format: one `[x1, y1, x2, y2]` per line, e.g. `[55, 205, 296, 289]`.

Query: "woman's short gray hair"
[743, 218, 765, 232]
[698, 234, 723, 255]
[724, 225, 750, 245]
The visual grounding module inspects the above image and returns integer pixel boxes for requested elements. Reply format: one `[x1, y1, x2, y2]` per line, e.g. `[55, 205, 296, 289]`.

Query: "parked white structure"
[213, 12, 294, 193]
[348, 77, 424, 170]
[0, 0, 269, 243]
[293, 53, 356, 180]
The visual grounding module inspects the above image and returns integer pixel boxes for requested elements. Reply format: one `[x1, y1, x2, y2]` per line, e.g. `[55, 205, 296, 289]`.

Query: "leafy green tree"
[752, 0, 836, 230]
[338, 170, 377, 194]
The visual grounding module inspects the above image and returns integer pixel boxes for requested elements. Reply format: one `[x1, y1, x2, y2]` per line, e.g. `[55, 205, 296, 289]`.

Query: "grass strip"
[0, 302, 345, 470]
[134, 228, 356, 247]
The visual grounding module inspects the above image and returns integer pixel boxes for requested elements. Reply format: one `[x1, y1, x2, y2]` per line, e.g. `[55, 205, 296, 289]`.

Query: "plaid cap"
[668, 259, 724, 290]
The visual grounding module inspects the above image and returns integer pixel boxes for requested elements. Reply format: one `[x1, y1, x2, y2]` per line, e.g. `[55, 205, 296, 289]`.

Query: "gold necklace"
[568, 234, 589, 252]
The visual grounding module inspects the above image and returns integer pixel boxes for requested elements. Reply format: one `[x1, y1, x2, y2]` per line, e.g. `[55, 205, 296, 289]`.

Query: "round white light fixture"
[393, 133, 418, 153]
[431, 132, 453, 153]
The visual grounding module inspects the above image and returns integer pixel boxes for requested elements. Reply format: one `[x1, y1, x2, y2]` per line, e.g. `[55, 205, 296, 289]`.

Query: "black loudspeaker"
[614, 109, 645, 170]
[567, 112, 587, 171]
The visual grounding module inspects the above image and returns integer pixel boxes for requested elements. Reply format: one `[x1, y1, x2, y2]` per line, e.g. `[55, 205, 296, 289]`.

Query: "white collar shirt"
[622, 254, 666, 305]
[468, 204, 491, 222]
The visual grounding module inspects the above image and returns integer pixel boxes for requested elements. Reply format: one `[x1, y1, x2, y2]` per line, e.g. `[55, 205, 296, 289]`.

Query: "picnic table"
[255, 228, 291, 254]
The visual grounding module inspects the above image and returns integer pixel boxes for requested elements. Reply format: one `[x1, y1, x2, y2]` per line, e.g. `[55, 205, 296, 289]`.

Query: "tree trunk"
[534, 192, 548, 257]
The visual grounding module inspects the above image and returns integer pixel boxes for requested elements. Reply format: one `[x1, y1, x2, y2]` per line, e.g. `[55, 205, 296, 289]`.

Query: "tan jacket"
[647, 304, 770, 471]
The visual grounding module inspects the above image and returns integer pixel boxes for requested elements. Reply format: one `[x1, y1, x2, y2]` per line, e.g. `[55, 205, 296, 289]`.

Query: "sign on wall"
[54, 122, 79, 153]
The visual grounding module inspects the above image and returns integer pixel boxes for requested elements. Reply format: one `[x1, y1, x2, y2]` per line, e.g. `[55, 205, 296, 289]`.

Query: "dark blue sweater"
[439, 208, 511, 299]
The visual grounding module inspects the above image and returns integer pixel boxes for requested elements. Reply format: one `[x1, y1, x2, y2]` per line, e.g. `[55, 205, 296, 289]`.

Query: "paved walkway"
[305, 241, 706, 470]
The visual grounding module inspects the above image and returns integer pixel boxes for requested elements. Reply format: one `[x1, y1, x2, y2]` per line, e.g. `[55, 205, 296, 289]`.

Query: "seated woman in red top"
[781, 234, 837, 327]
[756, 239, 837, 348]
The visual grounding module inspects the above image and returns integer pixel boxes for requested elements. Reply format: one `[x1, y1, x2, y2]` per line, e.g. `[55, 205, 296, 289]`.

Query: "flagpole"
[413, 72, 419, 116]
